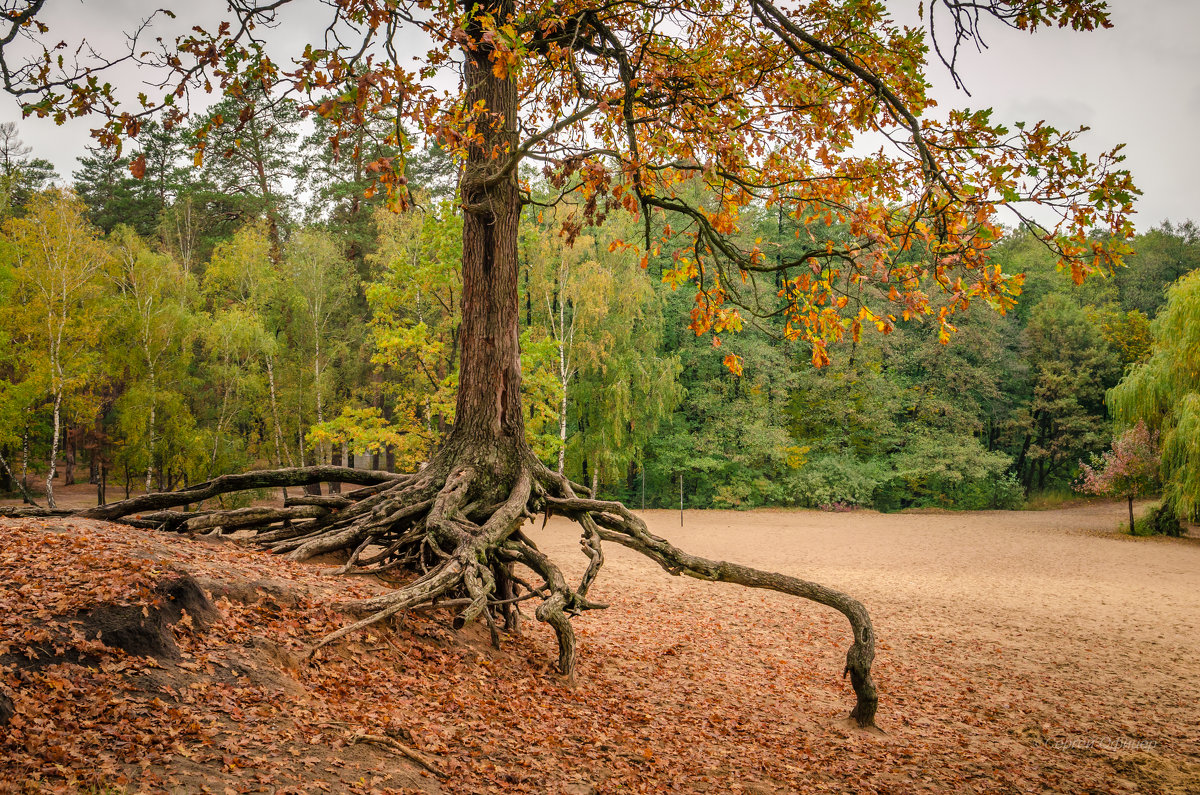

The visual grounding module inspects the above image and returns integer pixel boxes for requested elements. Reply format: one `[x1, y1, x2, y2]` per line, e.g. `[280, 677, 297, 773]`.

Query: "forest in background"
[0, 106, 1196, 513]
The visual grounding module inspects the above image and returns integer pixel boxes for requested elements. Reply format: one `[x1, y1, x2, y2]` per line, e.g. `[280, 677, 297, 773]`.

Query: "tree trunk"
[1015, 432, 1032, 494]
[447, 0, 523, 458]
[146, 363, 157, 493]
[553, 282, 574, 477]
[63, 425, 76, 487]
[313, 321, 324, 464]
[1128, 495, 1135, 534]
[330, 444, 343, 494]
[298, 407, 321, 495]
[21, 418, 31, 502]
[46, 389, 62, 509]
[0, 447, 37, 505]
[89, 408, 106, 485]
[557, 381, 568, 474]
[266, 355, 291, 500]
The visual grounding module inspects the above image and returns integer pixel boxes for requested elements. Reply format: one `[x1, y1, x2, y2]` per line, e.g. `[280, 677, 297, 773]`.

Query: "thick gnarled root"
[64, 458, 879, 727]
[542, 493, 880, 728]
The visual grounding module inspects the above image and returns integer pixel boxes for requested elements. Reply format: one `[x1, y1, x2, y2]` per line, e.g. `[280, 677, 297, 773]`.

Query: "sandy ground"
[525, 503, 1200, 792]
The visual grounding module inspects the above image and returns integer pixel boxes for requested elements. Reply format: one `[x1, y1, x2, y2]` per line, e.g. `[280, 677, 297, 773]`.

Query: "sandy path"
[526, 503, 1200, 792]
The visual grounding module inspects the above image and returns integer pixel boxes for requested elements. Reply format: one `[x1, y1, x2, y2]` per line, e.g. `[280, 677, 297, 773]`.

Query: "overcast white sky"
[904, 0, 1200, 230]
[1, 1, 1196, 230]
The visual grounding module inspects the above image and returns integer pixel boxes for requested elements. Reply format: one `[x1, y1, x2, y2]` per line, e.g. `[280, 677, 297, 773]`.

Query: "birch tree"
[283, 228, 352, 465]
[109, 226, 192, 492]
[4, 189, 108, 507]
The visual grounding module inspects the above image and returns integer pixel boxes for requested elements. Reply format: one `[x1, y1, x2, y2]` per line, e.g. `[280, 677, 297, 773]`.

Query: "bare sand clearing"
[525, 502, 1200, 792]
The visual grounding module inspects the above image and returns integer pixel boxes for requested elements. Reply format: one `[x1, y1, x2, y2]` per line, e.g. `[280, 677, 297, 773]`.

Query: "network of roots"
[55, 451, 879, 727]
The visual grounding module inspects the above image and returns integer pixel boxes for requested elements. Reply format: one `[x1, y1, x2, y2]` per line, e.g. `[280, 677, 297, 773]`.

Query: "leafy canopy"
[0, 0, 1135, 368]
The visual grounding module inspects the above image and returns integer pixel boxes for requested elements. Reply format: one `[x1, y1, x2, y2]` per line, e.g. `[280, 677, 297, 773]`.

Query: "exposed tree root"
[0, 506, 72, 519]
[75, 466, 402, 522]
[62, 454, 879, 727]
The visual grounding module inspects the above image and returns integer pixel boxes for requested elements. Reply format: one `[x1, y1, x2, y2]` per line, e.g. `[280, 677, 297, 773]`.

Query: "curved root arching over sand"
[67, 448, 879, 727]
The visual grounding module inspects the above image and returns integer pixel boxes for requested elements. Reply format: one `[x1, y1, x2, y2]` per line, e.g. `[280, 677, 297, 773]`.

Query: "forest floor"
[1, 498, 1199, 794]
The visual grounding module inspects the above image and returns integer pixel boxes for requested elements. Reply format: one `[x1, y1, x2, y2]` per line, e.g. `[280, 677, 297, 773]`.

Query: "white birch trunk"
[557, 323, 569, 474]
[549, 256, 575, 476]
[21, 417, 30, 497]
[44, 272, 68, 509]
[266, 355, 292, 499]
[557, 382, 569, 474]
[313, 321, 325, 464]
[266, 356, 292, 466]
[298, 390, 307, 469]
[46, 389, 62, 508]
[145, 362, 156, 494]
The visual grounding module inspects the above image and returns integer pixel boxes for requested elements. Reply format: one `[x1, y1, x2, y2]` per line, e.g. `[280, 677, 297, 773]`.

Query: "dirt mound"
[76, 576, 218, 661]
[3, 575, 216, 673]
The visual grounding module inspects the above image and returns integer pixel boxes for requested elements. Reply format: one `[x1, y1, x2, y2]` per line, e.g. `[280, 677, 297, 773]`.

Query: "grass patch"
[1022, 488, 1093, 511]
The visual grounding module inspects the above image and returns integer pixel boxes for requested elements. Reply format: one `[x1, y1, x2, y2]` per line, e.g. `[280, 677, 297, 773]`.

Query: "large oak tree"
[1, 0, 1136, 727]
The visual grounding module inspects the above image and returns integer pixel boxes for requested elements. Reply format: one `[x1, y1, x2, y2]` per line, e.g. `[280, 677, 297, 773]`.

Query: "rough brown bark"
[1, 506, 72, 518]
[450, 0, 522, 452]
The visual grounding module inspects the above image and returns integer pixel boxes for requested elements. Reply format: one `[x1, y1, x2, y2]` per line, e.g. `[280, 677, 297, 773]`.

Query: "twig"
[351, 733, 442, 776]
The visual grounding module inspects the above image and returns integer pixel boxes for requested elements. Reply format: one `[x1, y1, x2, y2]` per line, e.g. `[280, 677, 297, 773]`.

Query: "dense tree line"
[0, 114, 1195, 513]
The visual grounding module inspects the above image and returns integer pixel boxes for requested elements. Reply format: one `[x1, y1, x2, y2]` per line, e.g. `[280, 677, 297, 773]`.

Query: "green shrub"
[871, 434, 1020, 511]
[1146, 499, 1184, 537]
[789, 454, 883, 509]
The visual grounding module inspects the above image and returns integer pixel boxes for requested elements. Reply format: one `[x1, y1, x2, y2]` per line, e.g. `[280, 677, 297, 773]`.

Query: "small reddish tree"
[1076, 421, 1161, 533]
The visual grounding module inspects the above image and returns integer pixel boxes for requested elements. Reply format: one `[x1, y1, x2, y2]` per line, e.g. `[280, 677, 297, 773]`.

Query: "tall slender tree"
[283, 228, 354, 465]
[108, 226, 192, 493]
[0, 121, 57, 213]
[4, 189, 109, 507]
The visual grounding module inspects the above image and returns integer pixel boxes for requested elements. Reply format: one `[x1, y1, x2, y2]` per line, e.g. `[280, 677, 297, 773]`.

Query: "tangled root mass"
[72, 445, 878, 727]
